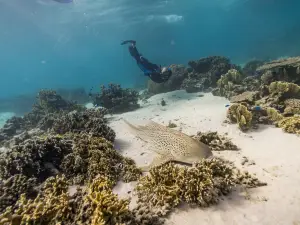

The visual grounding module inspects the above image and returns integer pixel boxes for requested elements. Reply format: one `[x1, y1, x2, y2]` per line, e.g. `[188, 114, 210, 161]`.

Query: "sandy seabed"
[108, 90, 300, 225]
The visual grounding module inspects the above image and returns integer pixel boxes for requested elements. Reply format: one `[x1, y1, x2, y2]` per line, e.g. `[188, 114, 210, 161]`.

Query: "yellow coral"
[0, 175, 72, 225]
[227, 103, 253, 131]
[277, 116, 300, 135]
[135, 158, 265, 215]
[217, 69, 244, 98]
[85, 176, 130, 225]
[269, 81, 300, 97]
[266, 107, 284, 122]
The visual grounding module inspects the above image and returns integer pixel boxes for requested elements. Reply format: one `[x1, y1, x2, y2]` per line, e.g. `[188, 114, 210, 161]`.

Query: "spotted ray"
[123, 119, 213, 171]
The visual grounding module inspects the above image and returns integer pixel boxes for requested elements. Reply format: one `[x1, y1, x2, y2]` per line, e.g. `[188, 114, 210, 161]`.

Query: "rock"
[230, 91, 260, 105]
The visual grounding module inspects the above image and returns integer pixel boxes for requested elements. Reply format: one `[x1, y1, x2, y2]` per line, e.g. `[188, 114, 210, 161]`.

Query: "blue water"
[1, 0, 300, 98]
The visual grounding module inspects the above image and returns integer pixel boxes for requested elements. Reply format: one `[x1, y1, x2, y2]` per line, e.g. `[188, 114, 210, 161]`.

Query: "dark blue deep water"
[1, 0, 300, 98]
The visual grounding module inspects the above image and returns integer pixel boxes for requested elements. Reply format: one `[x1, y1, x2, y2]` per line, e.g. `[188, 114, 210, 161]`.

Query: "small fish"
[123, 119, 213, 171]
[251, 106, 262, 111]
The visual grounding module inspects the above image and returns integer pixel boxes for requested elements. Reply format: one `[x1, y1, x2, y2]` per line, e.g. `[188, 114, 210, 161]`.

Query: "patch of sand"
[109, 90, 300, 225]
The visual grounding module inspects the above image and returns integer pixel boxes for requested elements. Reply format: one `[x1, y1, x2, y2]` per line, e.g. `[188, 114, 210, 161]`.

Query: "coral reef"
[194, 131, 239, 151]
[148, 64, 188, 94]
[51, 108, 116, 142]
[181, 71, 213, 93]
[242, 76, 261, 91]
[283, 99, 300, 116]
[242, 60, 265, 76]
[277, 116, 300, 135]
[93, 83, 140, 113]
[227, 103, 253, 131]
[0, 175, 37, 214]
[256, 57, 300, 85]
[0, 175, 73, 225]
[230, 91, 260, 105]
[0, 136, 73, 181]
[182, 56, 234, 93]
[135, 158, 266, 217]
[0, 90, 84, 146]
[268, 81, 300, 99]
[61, 134, 142, 185]
[213, 69, 246, 98]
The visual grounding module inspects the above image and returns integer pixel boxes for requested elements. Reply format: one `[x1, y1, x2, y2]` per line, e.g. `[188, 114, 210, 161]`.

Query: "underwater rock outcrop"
[147, 64, 188, 94]
[182, 56, 235, 93]
[93, 83, 140, 113]
[256, 56, 300, 85]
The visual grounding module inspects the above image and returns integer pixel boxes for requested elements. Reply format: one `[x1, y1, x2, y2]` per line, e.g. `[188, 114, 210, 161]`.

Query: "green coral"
[277, 116, 300, 135]
[135, 158, 266, 217]
[227, 103, 253, 131]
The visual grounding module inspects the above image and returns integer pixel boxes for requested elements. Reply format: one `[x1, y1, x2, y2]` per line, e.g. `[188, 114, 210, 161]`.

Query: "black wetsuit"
[121, 40, 169, 83]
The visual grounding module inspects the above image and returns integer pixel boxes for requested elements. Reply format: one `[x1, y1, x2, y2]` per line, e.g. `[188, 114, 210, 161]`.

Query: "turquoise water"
[0, 0, 300, 98]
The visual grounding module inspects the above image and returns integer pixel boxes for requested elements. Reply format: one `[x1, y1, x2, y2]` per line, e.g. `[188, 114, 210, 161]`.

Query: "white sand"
[108, 90, 300, 225]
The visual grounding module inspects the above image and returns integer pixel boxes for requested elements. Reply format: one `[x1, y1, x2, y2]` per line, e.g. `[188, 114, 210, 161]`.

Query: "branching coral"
[277, 116, 300, 135]
[135, 158, 266, 217]
[93, 83, 140, 114]
[265, 107, 284, 122]
[0, 136, 72, 181]
[0, 175, 37, 214]
[269, 81, 300, 99]
[283, 99, 300, 116]
[215, 69, 245, 98]
[227, 103, 253, 131]
[194, 131, 239, 151]
[0, 175, 73, 225]
[61, 134, 142, 185]
[51, 108, 116, 142]
[79, 176, 130, 225]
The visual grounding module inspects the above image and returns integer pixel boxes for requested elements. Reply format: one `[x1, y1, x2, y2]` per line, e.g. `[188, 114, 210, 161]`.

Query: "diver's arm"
[121, 40, 136, 45]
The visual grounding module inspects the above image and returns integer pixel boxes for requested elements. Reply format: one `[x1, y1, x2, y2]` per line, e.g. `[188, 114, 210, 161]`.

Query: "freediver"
[121, 40, 172, 83]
